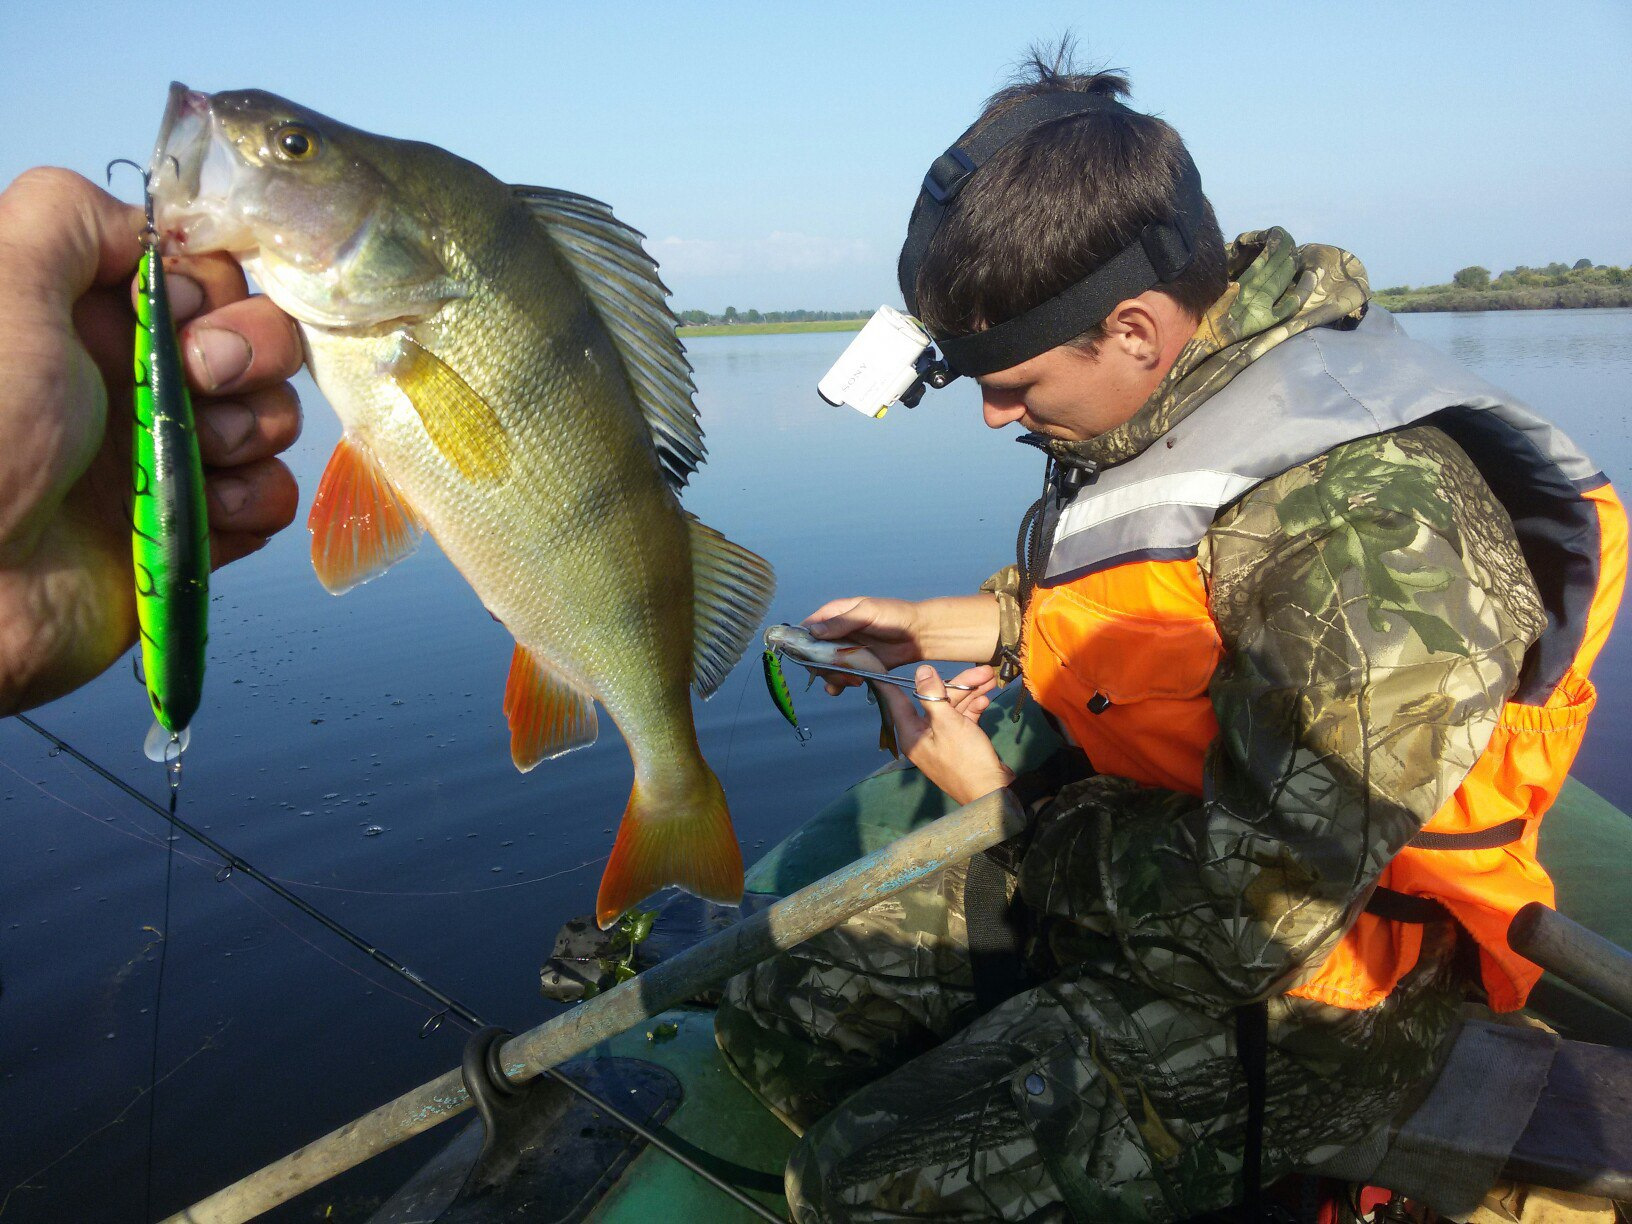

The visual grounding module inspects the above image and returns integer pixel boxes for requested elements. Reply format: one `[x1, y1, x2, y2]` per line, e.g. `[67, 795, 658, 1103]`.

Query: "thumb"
[912, 664, 951, 712]
[874, 677, 920, 731]
[0, 169, 145, 315]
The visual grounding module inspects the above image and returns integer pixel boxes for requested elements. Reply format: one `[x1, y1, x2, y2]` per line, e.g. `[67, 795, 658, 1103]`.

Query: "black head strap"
[898, 92, 1207, 378]
[898, 93, 1124, 312]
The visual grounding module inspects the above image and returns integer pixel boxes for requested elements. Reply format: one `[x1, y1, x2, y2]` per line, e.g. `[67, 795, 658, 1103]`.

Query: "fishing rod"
[12, 714, 786, 1223]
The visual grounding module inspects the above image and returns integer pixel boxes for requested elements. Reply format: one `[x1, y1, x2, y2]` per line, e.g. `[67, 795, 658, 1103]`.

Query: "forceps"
[772, 653, 980, 702]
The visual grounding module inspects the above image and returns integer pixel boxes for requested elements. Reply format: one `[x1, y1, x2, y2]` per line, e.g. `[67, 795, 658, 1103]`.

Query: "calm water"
[2, 309, 1629, 1222]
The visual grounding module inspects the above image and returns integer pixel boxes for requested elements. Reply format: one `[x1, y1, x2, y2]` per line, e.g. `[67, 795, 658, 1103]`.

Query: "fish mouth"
[149, 82, 251, 255]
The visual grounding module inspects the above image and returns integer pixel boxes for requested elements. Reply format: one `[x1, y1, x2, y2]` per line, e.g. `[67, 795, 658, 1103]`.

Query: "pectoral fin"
[390, 337, 513, 482]
[308, 434, 425, 595]
[504, 643, 598, 770]
[869, 683, 901, 758]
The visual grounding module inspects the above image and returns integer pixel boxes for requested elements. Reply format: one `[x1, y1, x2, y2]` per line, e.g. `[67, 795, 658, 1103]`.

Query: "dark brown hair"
[908, 45, 1228, 349]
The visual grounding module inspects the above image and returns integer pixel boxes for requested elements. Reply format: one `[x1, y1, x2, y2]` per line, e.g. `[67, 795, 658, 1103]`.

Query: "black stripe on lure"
[111, 159, 209, 771]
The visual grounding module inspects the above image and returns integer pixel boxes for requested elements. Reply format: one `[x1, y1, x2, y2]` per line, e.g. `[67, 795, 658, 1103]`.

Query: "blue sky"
[4, 0, 1628, 311]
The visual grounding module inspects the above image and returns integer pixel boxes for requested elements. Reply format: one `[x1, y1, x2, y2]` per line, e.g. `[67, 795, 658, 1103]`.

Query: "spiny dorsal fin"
[687, 516, 775, 698]
[511, 186, 704, 490]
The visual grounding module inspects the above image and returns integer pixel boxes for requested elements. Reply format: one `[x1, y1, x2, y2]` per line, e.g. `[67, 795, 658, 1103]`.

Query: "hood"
[1042, 228, 1372, 471]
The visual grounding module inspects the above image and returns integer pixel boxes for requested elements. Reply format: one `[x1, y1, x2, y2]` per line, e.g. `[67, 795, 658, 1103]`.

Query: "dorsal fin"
[512, 186, 705, 490]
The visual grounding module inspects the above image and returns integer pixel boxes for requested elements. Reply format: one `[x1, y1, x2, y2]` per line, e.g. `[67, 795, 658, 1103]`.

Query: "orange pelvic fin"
[595, 771, 744, 929]
[504, 643, 598, 770]
[308, 434, 425, 595]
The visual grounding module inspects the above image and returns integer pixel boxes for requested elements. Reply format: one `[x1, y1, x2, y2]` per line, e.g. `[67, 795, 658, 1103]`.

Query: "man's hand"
[803, 593, 1003, 695]
[803, 597, 926, 693]
[876, 664, 1013, 806]
[0, 167, 303, 715]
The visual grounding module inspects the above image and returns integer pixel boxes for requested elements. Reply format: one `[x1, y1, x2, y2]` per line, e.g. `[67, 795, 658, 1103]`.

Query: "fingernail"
[189, 329, 252, 391]
[917, 665, 935, 681]
[808, 621, 827, 636]
[202, 402, 255, 455]
[166, 272, 204, 320]
[211, 475, 249, 516]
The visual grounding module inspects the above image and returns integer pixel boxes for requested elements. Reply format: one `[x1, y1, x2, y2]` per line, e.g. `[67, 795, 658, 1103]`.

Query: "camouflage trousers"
[715, 861, 1462, 1222]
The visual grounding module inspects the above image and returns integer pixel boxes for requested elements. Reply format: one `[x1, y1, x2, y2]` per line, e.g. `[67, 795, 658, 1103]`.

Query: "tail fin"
[596, 766, 743, 929]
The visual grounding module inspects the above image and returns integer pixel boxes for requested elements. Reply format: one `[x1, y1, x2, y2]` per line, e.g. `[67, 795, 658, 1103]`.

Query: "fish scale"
[153, 83, 773, 925]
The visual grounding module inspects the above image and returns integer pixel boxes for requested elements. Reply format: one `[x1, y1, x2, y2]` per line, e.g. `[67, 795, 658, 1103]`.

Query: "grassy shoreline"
[676, 289, 1632, 340]
[1375, 286, 1632, 313]
[677, 318, 867, 338]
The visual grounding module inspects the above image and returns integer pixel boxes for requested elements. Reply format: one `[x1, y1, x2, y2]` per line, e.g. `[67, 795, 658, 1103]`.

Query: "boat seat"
[1503, 1036, 1632, 1199]
[1306, 1020, 1632, 1214]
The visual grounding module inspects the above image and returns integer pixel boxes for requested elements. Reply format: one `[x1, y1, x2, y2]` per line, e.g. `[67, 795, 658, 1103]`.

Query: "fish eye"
[273, 124, 319, 161]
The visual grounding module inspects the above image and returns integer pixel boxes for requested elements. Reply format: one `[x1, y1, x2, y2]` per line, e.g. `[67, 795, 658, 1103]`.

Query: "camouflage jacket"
[986, 229, 1546, 1010]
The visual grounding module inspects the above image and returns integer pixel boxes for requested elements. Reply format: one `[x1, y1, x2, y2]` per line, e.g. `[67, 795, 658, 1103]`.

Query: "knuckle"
[14, 166, 87, 197]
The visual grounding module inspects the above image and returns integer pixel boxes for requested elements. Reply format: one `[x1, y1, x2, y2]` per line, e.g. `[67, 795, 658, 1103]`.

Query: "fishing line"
[221, 874, 457, 1021]
[12, 716, 788, 1221]
[142, 801, 176, 1224]
[717, 664, 755, 788]
[0, 1022, 231, 1220]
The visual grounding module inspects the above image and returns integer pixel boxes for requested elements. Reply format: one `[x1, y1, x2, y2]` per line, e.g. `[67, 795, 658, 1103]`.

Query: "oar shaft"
[165, 788, 1027, 1224]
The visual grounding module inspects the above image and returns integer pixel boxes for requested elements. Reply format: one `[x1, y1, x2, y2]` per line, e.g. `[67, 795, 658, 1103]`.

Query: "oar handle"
[1508, 901, 1632, 1021]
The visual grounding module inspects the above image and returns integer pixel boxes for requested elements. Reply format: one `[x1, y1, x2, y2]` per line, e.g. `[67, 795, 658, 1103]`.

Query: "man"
[716, 58, 1626, 1221]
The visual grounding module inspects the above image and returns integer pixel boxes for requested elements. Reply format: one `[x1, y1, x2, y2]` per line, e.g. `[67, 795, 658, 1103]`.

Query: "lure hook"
[105, 158, 156, 234]
[105, 156, 177, 234]
[104, 157, 149, 187]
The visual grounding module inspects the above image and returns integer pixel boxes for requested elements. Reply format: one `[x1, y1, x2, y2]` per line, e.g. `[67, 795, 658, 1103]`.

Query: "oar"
[164, 787, 1027, 1223]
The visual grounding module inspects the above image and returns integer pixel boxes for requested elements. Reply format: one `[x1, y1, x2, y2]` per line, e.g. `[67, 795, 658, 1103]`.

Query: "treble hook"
[105, 158, 155, 233]
[106, 155, 179, 235]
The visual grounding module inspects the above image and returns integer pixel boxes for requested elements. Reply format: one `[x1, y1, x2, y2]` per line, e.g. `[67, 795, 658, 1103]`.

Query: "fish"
[124, 169, 209, 766]
[148, 84, 774, 927]
[762, 624, 898, 757]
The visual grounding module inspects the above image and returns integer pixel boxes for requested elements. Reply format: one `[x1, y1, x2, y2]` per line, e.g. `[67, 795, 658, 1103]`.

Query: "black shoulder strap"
[964, 851, 1028, 1012]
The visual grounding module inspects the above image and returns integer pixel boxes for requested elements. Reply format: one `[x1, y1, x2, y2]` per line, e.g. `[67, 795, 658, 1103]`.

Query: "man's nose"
[982, 396, 1027, 429]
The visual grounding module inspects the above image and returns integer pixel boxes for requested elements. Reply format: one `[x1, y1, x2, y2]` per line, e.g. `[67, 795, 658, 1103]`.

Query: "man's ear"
[1103, 297, 1162, 366]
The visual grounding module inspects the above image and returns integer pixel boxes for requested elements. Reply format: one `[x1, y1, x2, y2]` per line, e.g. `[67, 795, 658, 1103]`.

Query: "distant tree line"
[675, 308, 873, 325]
[1374, 260, 1632, 312]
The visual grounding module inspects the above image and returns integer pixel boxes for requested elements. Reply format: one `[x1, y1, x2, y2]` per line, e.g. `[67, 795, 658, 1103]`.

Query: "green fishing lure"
[762, 649, 809, 742]
[130, 186, 209, 763]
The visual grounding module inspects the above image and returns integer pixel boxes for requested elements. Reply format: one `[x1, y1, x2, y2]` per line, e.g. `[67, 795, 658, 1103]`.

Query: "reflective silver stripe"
[1054, 470, 1259, 539]
[1050, 471, 1258, 574]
